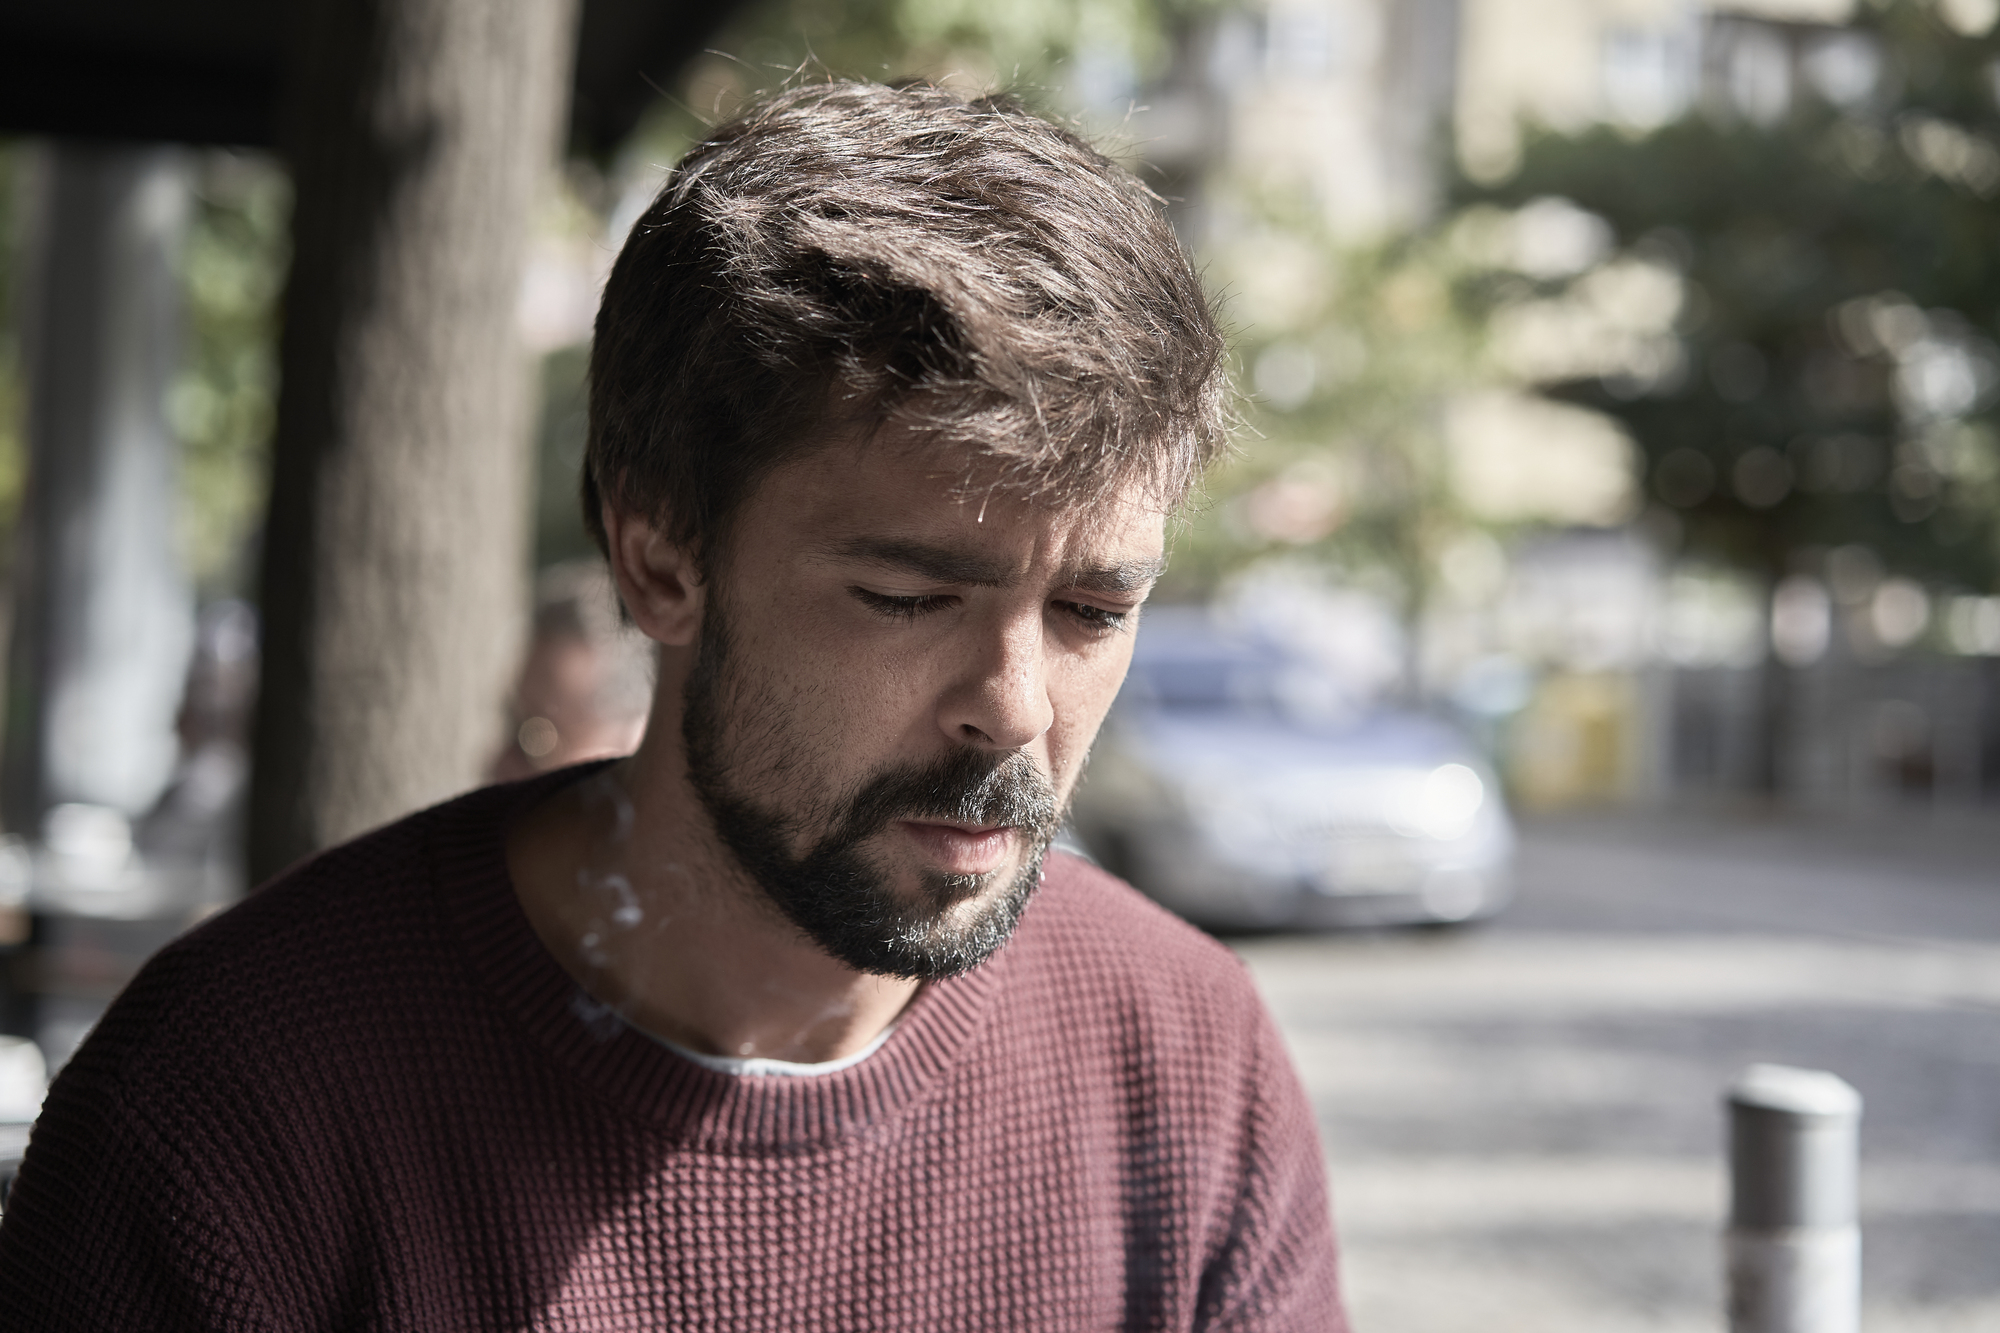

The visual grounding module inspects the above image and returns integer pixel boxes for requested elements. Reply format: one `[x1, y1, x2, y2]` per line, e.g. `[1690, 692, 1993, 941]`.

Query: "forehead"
[735, 433, 1170, 575]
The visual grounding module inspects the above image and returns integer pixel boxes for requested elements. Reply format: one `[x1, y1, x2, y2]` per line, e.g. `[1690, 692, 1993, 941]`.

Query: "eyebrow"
[1065, 557, 1168, 596]
[823, 537, 1166, 597]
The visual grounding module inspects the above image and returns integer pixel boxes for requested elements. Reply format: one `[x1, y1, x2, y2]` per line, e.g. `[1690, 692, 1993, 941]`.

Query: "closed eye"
[1061, 601, 1131, 633]
[851, 587, 956, 620]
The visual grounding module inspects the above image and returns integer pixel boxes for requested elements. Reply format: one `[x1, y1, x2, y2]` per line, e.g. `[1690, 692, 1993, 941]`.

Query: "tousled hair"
[584, 79, 1229, 570]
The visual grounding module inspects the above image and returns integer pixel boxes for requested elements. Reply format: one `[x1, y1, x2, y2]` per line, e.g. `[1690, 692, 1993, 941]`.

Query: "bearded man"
[0, 82, 1347, 1331]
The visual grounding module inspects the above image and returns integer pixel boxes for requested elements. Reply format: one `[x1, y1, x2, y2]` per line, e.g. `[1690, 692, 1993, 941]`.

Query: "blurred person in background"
[0, 82, 1345, 1331]
[489, 560, 654, 782]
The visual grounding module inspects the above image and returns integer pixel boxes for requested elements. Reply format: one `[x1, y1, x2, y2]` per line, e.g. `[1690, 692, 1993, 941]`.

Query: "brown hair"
[584, 80, 1229, 571]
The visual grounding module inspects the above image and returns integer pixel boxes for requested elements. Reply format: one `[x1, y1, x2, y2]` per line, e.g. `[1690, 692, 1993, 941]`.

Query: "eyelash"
[1066, 603, 1130, 632]
[849, 588, 1130, 633]
[851, 589, 954, 620]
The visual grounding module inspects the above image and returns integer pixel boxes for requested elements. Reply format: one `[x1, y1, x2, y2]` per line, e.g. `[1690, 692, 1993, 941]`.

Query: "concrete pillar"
[3, 144, 195, 831]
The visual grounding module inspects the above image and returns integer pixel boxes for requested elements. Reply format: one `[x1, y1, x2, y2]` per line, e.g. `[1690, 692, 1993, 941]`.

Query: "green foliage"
[723, 0, 1181, 84]
[172, 152, 290, 596]
[709, 0, 1208, 94]
[1173, 188, 1488, 611]
[619, 0, 1221, 167]
[0, 147, 286, 598]
[1458, 0, 2000, 593]
[533, 344, 595, 568]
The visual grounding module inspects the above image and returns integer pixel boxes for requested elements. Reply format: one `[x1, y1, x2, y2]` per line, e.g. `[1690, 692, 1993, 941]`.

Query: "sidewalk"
[1235, 806, 2000, 1333]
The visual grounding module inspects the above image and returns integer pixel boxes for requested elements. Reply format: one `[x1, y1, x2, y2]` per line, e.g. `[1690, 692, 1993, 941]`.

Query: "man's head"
[590, 81, 1226, 980]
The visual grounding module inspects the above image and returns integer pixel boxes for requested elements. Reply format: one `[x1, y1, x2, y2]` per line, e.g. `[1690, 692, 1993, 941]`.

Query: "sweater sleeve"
[0, 994, 280, 1330]
[1194, 1002, 1348, 1333]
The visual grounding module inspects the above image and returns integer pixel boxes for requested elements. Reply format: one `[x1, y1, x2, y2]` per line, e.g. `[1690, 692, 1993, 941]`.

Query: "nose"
[939, 609, 1054, 752]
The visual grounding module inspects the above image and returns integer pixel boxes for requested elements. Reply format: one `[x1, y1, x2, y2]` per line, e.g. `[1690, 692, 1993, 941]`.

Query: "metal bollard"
[1726, 1064, 1862, 1333]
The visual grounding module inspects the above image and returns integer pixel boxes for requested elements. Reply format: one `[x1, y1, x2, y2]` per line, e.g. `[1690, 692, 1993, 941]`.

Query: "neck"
[505, 657, 918, 1065]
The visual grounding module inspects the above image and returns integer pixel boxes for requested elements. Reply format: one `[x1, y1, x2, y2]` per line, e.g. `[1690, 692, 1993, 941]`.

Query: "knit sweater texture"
[0, 772, 1345, 1330]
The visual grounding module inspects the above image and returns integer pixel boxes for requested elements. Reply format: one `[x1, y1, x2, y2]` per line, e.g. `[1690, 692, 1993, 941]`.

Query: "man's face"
[678, 434, 1165, 980]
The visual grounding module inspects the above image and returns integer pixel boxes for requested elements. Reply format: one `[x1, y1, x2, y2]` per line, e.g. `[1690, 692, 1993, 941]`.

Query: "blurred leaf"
[1456, 0, 2000, 594]
[174, 151, 290, 596]
[1166, 183, 1503, 624]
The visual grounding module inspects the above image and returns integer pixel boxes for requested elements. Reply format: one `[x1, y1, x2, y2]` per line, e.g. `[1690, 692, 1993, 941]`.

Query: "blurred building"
[1458, 0, 1863, 178]
[1137, 0, 1858, 240]
[1135, 0, 2000, 814]
[1123, 0, 1459, 242]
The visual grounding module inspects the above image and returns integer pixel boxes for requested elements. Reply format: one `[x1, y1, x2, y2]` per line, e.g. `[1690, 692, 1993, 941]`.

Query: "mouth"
[893, 819, 1018, 877]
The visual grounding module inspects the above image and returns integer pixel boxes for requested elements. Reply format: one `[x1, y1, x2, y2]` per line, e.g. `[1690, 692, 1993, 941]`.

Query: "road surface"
[1232, 805, 2000, 1333]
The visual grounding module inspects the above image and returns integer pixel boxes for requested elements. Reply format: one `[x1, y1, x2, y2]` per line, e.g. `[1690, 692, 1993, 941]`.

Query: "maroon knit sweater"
[0, 773, 1345, 1330]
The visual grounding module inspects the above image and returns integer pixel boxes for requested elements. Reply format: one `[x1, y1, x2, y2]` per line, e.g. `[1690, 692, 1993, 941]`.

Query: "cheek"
[731, 597, 931, 772]
[796, 627, 928, 726]
[1046, 651, 1131, 789]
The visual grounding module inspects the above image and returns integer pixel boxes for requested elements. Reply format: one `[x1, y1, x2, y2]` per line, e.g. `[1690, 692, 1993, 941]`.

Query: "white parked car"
[1071, 612, 1515, 929]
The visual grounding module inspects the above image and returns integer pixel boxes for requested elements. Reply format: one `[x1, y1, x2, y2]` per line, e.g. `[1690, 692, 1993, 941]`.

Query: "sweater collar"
[427, 765, 1014, 1149]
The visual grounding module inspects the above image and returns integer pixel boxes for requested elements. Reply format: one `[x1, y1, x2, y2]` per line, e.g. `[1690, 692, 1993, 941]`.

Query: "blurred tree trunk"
[250, 0, 579, 882]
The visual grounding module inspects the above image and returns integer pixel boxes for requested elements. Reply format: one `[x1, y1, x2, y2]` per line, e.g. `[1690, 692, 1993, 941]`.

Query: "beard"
[680, 591, 1063, 981]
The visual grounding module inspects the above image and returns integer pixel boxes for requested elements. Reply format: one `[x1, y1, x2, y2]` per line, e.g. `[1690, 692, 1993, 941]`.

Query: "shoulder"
[1024, 849, 1255, 980]
[0, 784, 522, 1328]
[4, 787, 523, 1262]
[148, 788, 474, 999]
[996, 853, 1341, 1323]
[50, 783, 515, 1109]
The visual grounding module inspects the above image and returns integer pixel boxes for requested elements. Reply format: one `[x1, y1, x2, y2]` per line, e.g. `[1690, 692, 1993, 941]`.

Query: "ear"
[603, 503, 704, 648]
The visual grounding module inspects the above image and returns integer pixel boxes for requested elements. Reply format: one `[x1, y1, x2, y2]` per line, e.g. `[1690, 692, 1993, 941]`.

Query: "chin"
[914, 865, 1018, 915]
[820, 843, 1047, 982]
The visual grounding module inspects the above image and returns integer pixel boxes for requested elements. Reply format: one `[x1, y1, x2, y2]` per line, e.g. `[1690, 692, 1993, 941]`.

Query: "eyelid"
[1066, 592, 1142, 612]
[850, 586, 956, 619]
[1058, 599, 1132, 633]
[850, 580, 1139, 632]
[1061, 586, 1145, 614]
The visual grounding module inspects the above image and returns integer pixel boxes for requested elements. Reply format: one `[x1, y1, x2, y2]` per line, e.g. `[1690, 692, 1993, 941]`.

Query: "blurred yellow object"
[1507, 671, 1639, 811]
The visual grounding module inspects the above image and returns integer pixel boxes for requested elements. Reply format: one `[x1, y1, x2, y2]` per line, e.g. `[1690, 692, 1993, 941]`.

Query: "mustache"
[832, 748, 1060, 844]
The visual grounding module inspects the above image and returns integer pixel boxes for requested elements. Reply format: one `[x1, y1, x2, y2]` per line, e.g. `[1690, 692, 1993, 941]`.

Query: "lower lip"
[896, 821, 1015, 876]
